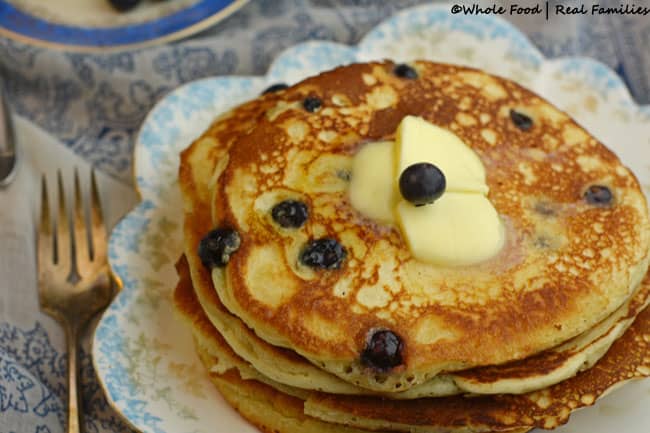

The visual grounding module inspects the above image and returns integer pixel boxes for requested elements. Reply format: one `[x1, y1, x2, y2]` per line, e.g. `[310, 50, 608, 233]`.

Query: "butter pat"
[348, 116, 504, 266]
[349, 141, 396, 222]
[396, 194, 504, 266]
[396, 116, 488, 194]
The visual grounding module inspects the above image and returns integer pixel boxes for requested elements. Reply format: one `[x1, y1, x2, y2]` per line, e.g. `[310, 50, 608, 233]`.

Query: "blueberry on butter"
[272, 200, 308, 228]
[262, 83, 289, 94]
[303, 96, 322, 112]
[300, 238, 346, 269]
[393, 64, 418, 79]
[510, 109, 533, 131]
[399, 163, 446, 206]
[584, 185, 613, 206]
[198, 228, 241, 268]
[361, 329, 404, 371]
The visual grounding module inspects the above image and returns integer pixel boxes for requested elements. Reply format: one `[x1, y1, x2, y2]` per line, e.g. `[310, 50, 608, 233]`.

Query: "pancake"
[181, 196, 650, 399]
[195, 348, 531, 433]
[175, 256, 650, 433]
[193, 350, 383, 433]
[179, 60, 650, 392]
[176, 248, 650, 401]
[451, 274, 650, 394]
[209, 261, 650, 396]
[180, 126, 650, 397]
[304, 305, 650, 432]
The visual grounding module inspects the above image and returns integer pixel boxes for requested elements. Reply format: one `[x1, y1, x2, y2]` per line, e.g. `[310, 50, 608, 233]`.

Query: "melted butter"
[349, 141, 397, 222]
[348, 116, 504, 266]
[396, 194, 504, 266]
[396, 116, 488, 194]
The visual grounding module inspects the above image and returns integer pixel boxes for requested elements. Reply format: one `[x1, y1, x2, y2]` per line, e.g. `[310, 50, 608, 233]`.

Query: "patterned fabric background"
[0, 0, 648, 432]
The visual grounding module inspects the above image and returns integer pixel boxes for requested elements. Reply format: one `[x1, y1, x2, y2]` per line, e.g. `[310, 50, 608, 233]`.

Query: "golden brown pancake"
[174, 255, 650, 433]
[194, 351, 384, 433]
[179, 60, 650, 391]
[304, 305, 650, 432]
[181, 229, 650, 399]
[196, 349, 531, 433]
[178, 112, 649, 398]
[176, 247, 650, 400]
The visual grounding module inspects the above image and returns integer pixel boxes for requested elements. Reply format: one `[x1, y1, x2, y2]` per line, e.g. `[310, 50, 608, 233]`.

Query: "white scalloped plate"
[94, 4, 650, 433]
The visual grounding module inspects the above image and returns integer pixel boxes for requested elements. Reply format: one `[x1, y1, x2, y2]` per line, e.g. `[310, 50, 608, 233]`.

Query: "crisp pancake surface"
[304, 304, 650, 432]
[196, 349, 530, 433]
[194, 352, 385, 433]
[176, 242, 650, 399]
[197, 61, 650, 390]
[174, 255, 650, 433]
[178, 117, 649, 398]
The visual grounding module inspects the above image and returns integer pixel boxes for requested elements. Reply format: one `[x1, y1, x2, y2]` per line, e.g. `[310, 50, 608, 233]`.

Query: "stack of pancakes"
[174, 61, 650, 433]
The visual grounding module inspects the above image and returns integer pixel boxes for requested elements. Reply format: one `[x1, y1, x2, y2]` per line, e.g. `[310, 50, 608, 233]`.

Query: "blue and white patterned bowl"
[0, 0, 247, 51]
[94, 4, 650, 433]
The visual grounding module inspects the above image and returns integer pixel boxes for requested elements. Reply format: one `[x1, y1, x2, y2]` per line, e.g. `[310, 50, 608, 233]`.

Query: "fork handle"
[65, 322, 83, 433]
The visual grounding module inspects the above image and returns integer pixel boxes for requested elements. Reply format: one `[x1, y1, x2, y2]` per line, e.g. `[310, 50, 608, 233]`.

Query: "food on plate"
[175, 255, 650, 432]
[175, 60, 650, 432]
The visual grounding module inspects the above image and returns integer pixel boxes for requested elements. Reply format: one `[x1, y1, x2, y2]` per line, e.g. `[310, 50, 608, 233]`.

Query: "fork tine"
[38, 175, 54, 269]
[56, 170, 72, 275]
[73, 168, 91, 273]
[90, 169, 107, 262]
[37, 170, 114, 433]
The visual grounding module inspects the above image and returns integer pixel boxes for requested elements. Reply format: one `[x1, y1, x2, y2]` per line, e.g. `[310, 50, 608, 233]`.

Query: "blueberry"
[510, 109, 533, 131]
[534, 202, 555, 216]
[337, 170, 351, 182]
[300, 238, 346, 269]
[108, 0, 140, 12]
[399, 163, 446, 206]
[393, 63, 418, 79]
[262, 83, 289, 95]
[584, 185, 613, 206]
[534, 236, 551, 249]
[361, 329, 404, 371]
[303, 96, 322, 112]
[272, 200, 309, 228]
[198, 228, 241, 268]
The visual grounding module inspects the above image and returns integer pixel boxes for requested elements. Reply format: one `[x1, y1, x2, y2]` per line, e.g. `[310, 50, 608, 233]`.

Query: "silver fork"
[38, 169, 114, 433]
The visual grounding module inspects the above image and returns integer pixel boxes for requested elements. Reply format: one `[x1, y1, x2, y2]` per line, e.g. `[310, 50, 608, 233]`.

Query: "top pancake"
[180, 60, 650, 391]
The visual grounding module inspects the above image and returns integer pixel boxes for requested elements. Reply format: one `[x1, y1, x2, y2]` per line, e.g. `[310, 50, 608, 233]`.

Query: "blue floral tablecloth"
[0, 1, 649, 432]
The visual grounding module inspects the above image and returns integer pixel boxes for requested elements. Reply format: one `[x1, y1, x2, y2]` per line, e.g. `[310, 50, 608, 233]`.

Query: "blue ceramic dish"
[0, 0, 247, 51]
